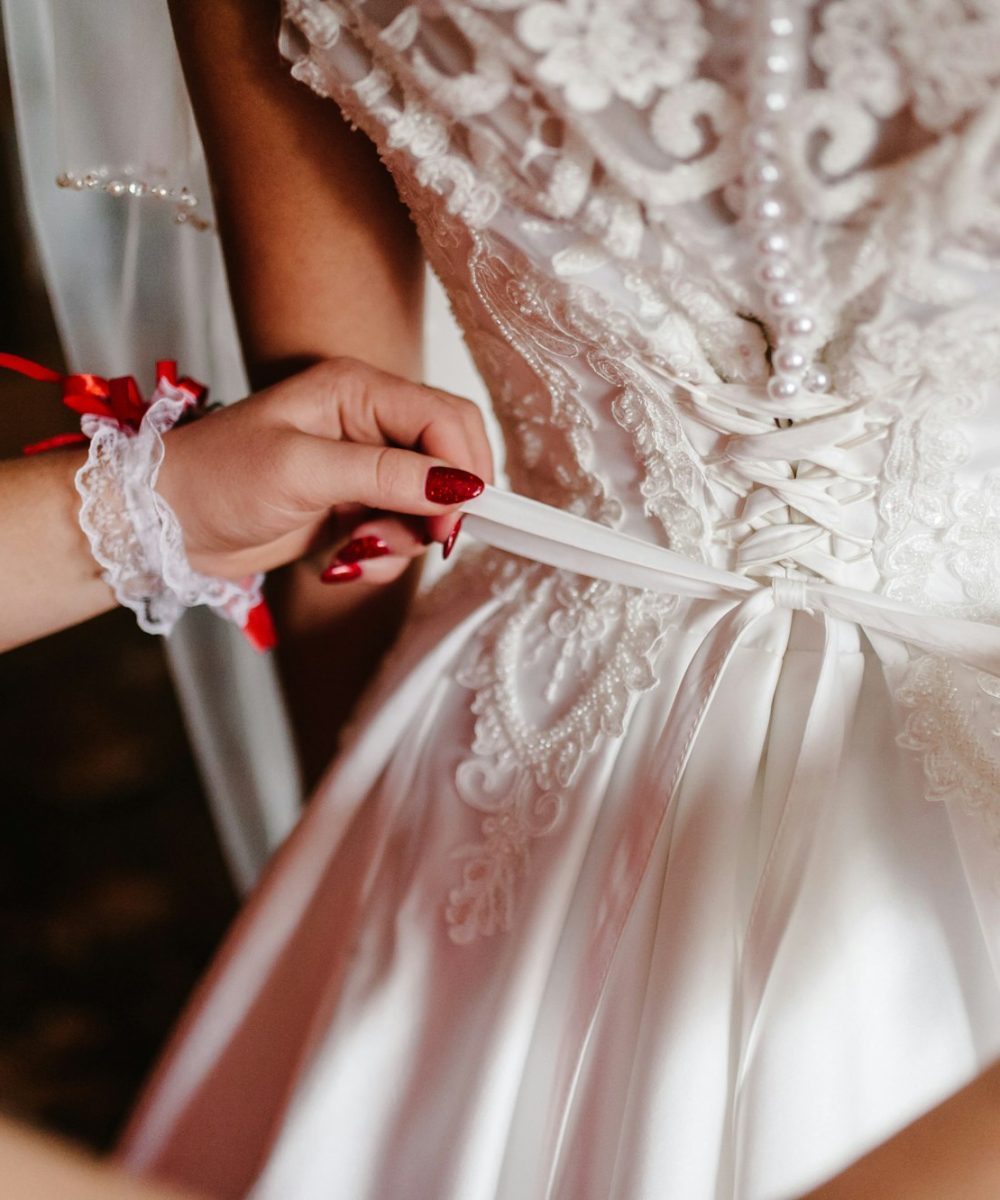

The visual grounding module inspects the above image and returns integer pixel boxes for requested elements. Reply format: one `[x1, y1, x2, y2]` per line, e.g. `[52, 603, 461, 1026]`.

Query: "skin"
[800, 1059, 1000, 1200]
[0, 359, 490, 653]
[167, 0, 444, 783]
[0, 1117, 204, 1200]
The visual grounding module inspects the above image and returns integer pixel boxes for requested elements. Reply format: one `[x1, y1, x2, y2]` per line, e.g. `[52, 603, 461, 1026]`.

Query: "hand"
[157, 357, 494, 585]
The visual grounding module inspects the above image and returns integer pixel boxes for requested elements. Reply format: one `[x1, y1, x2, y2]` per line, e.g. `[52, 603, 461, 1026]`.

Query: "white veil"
[1, 0, 488, 892]
[1, 0, 302, 893]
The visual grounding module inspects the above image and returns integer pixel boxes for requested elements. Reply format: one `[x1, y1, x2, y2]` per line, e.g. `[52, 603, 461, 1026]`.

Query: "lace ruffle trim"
[75, 388, 262, 636]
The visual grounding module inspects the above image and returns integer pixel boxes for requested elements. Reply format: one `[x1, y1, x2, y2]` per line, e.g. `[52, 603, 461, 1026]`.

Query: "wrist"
[0, 354, 272, 648]
[152, 420, 213, 570]
[74, 376, 263, 637]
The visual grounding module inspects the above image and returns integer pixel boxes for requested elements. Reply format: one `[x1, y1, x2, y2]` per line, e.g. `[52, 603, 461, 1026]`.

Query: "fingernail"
[442, 515, 464, 561]
[425, 466, 484, 505]
[336, 535, 391, 564]
[320, 561, 363, 585]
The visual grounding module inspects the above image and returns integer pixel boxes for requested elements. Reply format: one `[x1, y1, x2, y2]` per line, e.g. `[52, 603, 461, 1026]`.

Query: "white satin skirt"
[120, 561, 1000, 1200]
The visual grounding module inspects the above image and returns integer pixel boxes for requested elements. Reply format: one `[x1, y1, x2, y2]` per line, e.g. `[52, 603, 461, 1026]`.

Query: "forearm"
[0, 1117, 204, 1200]
[0, 452, 114, 652]
[802, 1061, 1000, 1200]
[168, 0, 423, 385]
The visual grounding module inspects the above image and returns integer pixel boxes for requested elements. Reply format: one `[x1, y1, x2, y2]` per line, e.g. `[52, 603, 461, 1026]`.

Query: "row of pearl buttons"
[743, 1, 829, 402]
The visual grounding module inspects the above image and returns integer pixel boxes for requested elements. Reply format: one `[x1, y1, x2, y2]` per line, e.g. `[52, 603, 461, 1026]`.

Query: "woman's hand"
[157, 357, 494, 586]
[0, 356, 490, 653]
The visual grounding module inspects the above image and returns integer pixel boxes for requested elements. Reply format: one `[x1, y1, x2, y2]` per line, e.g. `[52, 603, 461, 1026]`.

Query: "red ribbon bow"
[1, 353, 275, 652]
[0, 353, 207, 453]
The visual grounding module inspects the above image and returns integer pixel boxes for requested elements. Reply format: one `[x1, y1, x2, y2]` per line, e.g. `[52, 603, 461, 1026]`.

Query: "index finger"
[278, 358, 495, 485]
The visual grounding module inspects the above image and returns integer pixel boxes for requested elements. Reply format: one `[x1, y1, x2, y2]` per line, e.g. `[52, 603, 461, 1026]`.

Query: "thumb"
[292, 437, 485, 517]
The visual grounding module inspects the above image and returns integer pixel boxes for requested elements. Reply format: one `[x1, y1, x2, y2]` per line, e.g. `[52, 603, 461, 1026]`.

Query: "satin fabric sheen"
[119, 1, 1000, 1195]
[120, 486, 1000, 1199]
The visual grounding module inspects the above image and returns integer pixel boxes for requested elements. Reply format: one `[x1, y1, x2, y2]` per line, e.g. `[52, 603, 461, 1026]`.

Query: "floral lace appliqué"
[446, 567, 672, 943]
[868, 305, 1000, 840]
[814, 0, 1000, 132]
[896, 656, 1000, 849]
[516, 0, 709, 113]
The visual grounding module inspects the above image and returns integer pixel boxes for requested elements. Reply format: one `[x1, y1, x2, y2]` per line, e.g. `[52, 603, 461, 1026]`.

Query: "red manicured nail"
[442, 515, 464, 561]
[425, 466, 484, 505]
[336, 535, 391, 564]
[320, 561, 363, 584]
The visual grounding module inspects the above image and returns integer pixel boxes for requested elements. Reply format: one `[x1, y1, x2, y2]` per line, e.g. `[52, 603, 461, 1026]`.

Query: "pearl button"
[752, 197, 784, 223]
[758, 232, 790, 255]
[757, 259, 791, 283]
[769, 287, 801, 309]
[806, 366, 831, 392]
[775, 348, 807, 373]
[743, 126, 779, 155]
[783, 314, 815, 336]
[750, 160, 782, 186]
[768, 376, 800, 401]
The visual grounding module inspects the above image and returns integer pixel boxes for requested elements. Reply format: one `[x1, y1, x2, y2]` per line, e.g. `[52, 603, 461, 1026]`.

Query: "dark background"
[0, 46, 237, 1152]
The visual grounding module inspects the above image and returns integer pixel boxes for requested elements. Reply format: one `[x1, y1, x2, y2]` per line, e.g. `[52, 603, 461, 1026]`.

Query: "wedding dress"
[121, 2, 1000, 1197]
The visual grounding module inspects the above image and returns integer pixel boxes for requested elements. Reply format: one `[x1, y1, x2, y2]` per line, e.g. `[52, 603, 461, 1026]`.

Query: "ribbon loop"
[0, 352, 208, 433]
[770, 576, 812, 613]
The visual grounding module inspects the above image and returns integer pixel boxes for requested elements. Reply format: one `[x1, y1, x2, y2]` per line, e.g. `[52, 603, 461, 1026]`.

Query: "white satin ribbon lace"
[464, 484, 1000, 674]
[463, 479, 1000, 1151]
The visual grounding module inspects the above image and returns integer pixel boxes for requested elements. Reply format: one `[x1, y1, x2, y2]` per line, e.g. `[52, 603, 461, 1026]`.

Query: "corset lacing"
[686, 381, 889, 588]
[680, 0, 889, 593]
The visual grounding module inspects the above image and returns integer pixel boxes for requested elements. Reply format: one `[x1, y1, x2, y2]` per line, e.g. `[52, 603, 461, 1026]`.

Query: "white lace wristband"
[75, 378, 263, 636]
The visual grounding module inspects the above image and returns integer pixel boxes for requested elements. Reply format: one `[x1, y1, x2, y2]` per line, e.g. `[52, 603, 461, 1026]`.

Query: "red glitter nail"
[320, 561, 363, 584]
[425, 466, 484, 505]
[442, 515, 464, 561]
[336, 535, 391, 564]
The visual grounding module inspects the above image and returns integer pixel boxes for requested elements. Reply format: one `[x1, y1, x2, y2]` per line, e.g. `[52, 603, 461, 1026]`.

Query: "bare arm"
[0, 362, 488, 654]
[0, 1117, 204, 1200]
[801, 1061, 1000, 1200]
[0, 450, 113, 651]
[169, 0, 428, 783]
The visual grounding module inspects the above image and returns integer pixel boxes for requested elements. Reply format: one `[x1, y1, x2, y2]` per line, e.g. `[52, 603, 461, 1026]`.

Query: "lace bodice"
[280, 0, 1000, 940]
[283, 0, 1000, 584]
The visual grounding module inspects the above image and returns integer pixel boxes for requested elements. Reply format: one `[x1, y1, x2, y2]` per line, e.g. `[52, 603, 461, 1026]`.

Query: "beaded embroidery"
[280, 0, 1000, 935]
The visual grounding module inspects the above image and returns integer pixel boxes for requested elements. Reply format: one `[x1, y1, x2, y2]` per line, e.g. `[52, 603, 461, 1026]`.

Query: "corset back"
[279, 3, 1000, 925]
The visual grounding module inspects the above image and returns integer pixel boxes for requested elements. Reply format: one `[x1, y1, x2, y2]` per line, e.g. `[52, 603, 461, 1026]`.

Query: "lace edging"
[75, 391, 262, 636]
[894, 654, 1000, 849]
